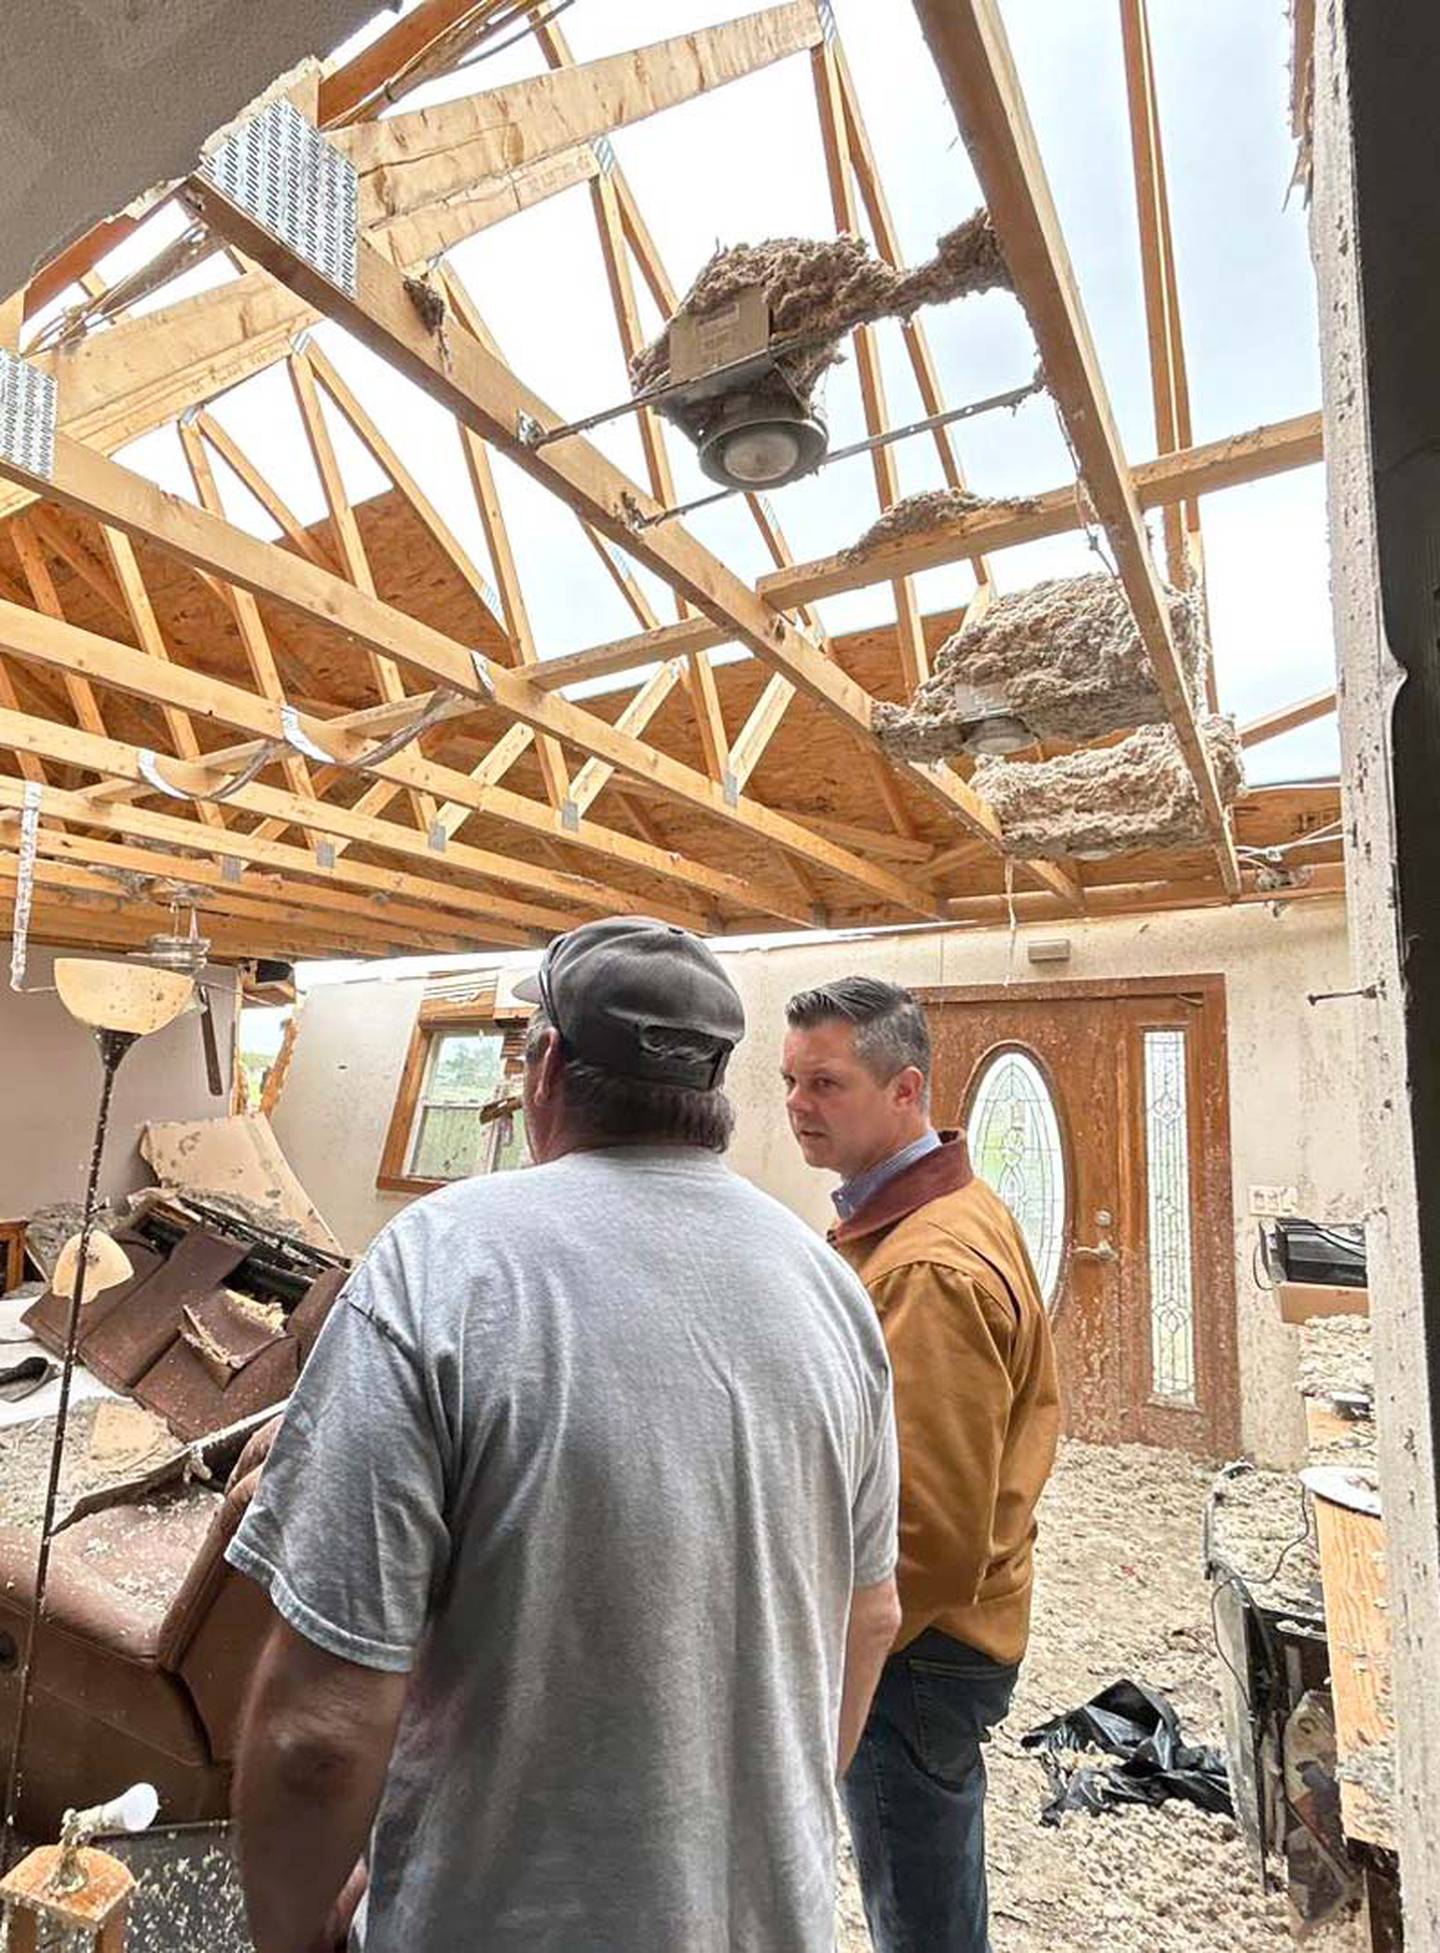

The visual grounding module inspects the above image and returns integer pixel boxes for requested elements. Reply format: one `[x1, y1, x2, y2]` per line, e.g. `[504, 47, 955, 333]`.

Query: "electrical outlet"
[1249, 1184, 1299, 1217]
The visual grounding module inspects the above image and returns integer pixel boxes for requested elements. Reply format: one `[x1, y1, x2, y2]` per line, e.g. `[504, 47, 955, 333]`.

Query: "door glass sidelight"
[966, 1047, 1068, 1308]
[1142, 1028, 1197, 1402]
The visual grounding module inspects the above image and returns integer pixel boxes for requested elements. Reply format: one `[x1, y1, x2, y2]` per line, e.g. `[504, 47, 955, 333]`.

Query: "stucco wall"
[0, 944, 236, 1221]
[275, 900, 1362, 1465]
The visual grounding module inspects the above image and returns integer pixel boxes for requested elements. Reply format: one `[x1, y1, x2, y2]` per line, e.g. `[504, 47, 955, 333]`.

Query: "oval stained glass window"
[965, 1049, 1068, 1306]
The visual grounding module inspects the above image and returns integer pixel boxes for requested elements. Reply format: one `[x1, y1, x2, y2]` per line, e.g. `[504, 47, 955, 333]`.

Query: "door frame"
[913, 975, 1241, 1457]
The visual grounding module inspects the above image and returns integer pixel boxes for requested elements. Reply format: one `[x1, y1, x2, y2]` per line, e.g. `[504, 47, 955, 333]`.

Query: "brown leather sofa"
[0, 1416, 281, 1838]
[25, 1213, 346, 1443]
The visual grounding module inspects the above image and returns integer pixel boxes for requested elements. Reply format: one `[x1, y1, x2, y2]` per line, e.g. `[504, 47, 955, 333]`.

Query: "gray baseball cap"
[515, 916, 745, 1090]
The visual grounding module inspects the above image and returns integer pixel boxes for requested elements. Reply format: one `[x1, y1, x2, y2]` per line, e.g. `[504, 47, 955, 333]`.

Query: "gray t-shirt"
[228, 1145, 897, 1953]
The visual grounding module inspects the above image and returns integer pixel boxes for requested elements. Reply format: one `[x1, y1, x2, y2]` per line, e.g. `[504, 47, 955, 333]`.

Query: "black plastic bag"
[1021, 1678, 1234, 1825]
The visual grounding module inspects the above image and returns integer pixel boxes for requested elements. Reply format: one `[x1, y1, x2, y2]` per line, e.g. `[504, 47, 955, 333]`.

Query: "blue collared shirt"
[832, 1129, 942, 1224]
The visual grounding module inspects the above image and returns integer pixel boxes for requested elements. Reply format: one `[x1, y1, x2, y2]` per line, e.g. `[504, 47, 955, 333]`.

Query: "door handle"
[1072, 1241, 1118, 1263]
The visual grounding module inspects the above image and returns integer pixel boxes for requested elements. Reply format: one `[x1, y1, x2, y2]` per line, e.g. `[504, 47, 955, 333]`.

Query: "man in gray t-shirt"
[227, 918, 900, 1953]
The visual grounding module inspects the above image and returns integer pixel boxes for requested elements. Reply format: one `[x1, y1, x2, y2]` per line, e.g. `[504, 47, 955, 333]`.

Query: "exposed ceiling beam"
[911, 0, 1241, 893]
[0, 838, 489, 956]
[532, 412, 1324, 692]
[335, 4, 824, 226]
[2, 428, 949, 926]
[1239, 689, 1337, 748]
[181, 167, 1034, 905]
[0, 773, 577, 937]
[0, 536, 811, 924]
[0, 701, 705, 929]
[0, 13, 829, 536]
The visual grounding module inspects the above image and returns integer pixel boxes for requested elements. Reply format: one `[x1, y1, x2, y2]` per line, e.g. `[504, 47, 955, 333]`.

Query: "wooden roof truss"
[0, 0, 1340, 960]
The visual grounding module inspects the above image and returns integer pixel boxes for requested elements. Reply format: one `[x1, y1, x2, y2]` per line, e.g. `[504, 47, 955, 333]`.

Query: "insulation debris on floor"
[1297, 1316, 1372, 1406]
[871, 574, 1209, 755]
[972, 716, 1245, 859]
[836, 1441, 1362, 1952]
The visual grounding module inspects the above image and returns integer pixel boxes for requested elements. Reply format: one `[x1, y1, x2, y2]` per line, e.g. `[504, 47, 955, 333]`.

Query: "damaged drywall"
[872, 574, 1209, 756]
[630, 211, 1008, 437]
[972, 716, 1244, 858]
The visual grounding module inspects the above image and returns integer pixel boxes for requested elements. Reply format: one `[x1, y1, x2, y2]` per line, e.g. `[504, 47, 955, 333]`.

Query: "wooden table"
[1304, 1396, 1396, 1851]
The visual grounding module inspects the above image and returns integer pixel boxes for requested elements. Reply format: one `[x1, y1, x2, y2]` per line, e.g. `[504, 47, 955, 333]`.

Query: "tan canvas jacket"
[831, 1134, 1061, 1665]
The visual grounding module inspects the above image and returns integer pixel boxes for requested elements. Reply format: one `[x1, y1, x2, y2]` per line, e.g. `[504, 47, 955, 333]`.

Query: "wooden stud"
[1240, 688, 1337, 748]
[812, 41, 930, 694]
[336, 5, 826, 226]
[100, 525, 228, 830]
[0, 773, 580, 936]
[10, 517, 109, 737]
[909, 0, 1241, 892]
[192, 412, 335, 570]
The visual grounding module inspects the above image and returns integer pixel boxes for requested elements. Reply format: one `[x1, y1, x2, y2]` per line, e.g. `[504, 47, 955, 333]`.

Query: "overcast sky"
[65, 0, 1335, 926]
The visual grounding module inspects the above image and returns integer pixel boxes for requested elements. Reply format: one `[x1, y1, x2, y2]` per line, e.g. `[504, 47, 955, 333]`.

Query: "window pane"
[491, 1107, 528, 1174]
[1144, 1029, 1196, 1402]
[966, 1049, 1067, 1307]
[411, 1103, 491, 1182]
[427, 1030, 504, 1105]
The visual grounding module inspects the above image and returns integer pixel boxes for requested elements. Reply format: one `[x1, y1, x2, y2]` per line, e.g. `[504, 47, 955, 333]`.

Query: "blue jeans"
[842, 1629, 1019, 1953]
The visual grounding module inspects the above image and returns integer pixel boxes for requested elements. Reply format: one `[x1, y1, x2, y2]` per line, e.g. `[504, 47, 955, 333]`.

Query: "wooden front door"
[915, 977, 1239, 1457]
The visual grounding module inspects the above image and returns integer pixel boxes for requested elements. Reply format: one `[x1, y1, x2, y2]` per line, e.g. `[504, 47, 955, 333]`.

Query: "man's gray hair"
[784, 976, 932, 1086]
[525, 1007, 735, 1153]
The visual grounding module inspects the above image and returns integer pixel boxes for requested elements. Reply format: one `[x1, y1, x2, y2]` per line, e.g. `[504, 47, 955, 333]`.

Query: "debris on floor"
[1297, 1317, 1373, 1406]
[841, 488, 1040, 565]
[1022, 1678, 1233, 1824]
[0, 1398, 186, 1531]
[871, 574, 1209, 756]
[970, 716, 1244, 858]
[836, 1440, 1364, 1951]
[1206, 1460, 1322, 1614]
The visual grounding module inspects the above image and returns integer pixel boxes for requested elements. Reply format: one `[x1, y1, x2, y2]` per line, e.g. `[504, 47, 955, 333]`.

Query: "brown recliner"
[0, 1415, 283, 1838]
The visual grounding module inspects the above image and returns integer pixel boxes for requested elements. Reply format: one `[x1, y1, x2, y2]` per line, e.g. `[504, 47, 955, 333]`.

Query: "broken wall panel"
[873, 573, 1209, 758]
[972, 714, 1243, 858]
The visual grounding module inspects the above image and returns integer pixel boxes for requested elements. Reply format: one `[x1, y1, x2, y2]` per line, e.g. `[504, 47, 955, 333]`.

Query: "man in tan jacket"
[783, 976, 1060, 1953]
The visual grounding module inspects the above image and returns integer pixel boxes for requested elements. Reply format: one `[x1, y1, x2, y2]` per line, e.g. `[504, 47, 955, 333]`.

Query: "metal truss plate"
[200, 100, 358, 296]
[0, 349, 56, 480]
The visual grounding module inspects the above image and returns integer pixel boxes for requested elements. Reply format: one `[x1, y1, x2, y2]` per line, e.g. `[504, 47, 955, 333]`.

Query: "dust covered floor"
[837, 1440, 1363, 1952]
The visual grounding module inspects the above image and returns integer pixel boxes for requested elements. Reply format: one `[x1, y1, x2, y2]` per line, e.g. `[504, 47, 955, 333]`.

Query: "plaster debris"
[872, 575, 1209, 757]
[86, 1401, 172, 1476]
[1297, 1317, 1373, 1405]
[838, 1439, 1362, 1952]
[0, 1400, 184, 1532]
[630, 212, 1009, 435]
[970, 716, 1244, 859]
[840, 488, 1039, 565]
